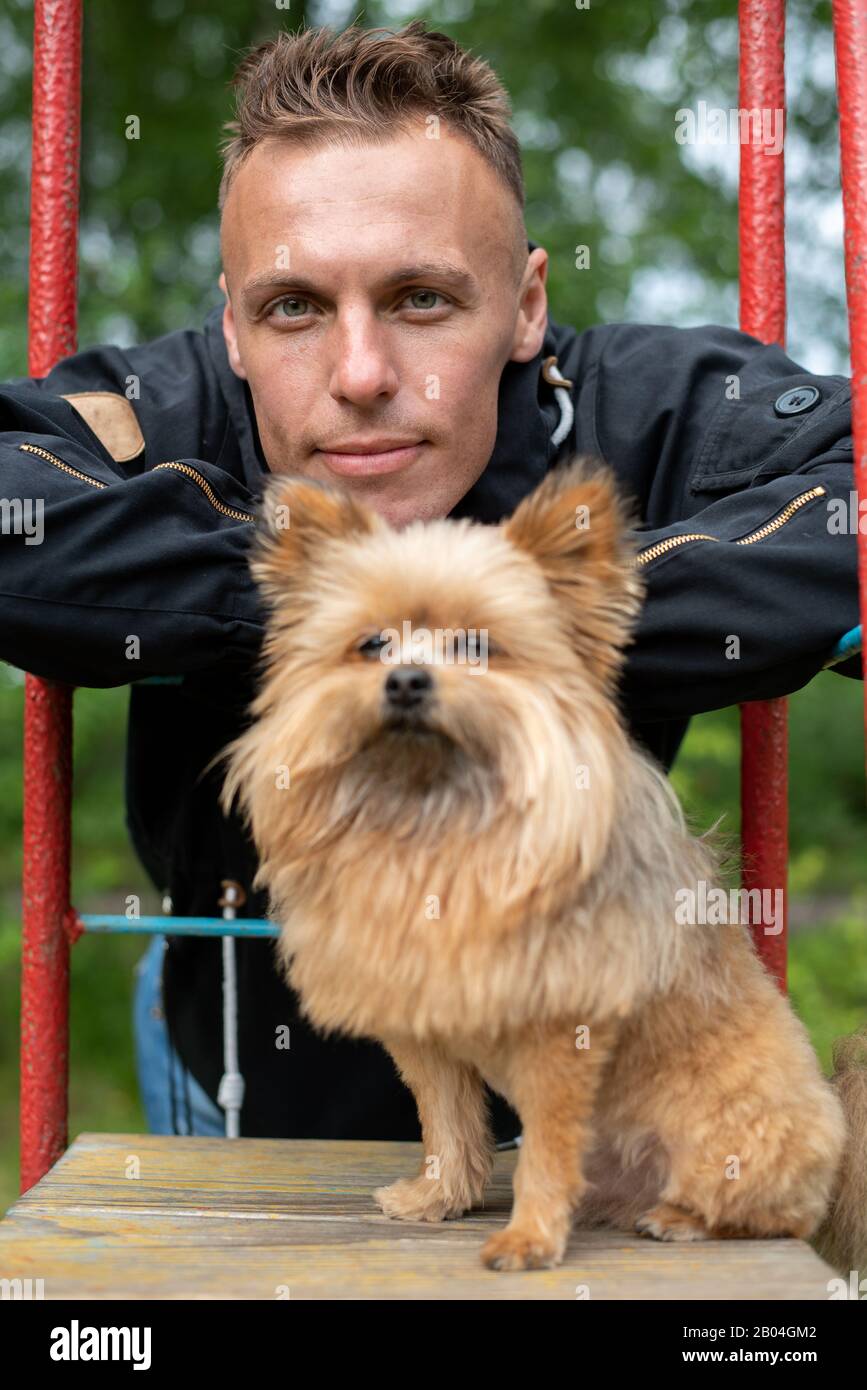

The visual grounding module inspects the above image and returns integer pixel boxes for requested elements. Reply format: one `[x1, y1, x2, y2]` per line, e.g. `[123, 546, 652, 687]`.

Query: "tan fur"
[220, 456, 867, 1274]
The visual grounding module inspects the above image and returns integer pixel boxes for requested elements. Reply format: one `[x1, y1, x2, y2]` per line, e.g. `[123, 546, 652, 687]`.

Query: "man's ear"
[503, 454, 645, 685]
[250, 474, 382, 604]
[510, 245, 549, 363]
[220, 272, 247, 381]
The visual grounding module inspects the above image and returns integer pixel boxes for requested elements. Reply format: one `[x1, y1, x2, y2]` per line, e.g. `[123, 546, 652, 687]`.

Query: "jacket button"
[774, 385, 821, 416]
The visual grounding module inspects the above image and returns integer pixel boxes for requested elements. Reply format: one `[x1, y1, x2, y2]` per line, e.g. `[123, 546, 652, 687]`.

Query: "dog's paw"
[373, 1176, 469, 1223]
[481, 1225, 565, 1271]
[636, 1203, 709, 1242]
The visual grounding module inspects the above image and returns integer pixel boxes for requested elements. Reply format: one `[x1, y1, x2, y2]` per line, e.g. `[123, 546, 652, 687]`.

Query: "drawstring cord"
[542, 355, 575, 449]
[163, 881, 245, 1138]
[217, 879, 246, 1138]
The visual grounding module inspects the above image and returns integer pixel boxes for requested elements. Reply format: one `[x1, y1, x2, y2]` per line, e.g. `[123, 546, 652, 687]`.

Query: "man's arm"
[618, 451, 859, 721]
[0, 363, 265, 688]
[571, 322, 861, 722]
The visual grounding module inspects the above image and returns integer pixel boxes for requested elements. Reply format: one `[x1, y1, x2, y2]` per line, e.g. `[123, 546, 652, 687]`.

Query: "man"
[1, 21, 860, 1141]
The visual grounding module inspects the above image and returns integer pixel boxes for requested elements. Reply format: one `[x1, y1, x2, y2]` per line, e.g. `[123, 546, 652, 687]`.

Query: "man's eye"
[403, 289, 446, 311]
[358, 635, 388, 658]
[273, 297, 312, 319]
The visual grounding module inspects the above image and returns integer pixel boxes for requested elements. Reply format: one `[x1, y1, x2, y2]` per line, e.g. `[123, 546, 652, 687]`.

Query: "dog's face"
[221, 457, 644, 882]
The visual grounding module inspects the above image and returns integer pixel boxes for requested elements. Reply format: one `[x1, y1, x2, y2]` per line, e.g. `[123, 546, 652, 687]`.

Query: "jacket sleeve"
[618, 451, 860, 722]
[578, 321, 861, 722]
[582, 323, 862, 723]
[0, 366, 266, 688]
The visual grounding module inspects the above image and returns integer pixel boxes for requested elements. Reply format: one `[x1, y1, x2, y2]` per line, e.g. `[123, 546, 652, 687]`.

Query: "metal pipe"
[832, 0, 867, 766]
[20, 0, 83, 1194]
[737, 0, 790, 990]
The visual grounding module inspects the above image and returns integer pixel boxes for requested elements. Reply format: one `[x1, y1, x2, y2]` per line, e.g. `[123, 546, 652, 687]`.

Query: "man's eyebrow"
[240, 261, 479, 310]
[376, 262, 479, 294]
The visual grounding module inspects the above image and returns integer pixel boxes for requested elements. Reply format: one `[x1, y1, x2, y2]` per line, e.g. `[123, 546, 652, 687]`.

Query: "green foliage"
[790, 907, 867, 1070]
[672, 671, 867, 896]
[0, 665, 145, 898]
[0, 0, 849, 377]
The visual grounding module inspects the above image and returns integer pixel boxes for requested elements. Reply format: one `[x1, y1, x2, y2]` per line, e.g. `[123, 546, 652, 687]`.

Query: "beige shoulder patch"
[61, 391, 145, 463]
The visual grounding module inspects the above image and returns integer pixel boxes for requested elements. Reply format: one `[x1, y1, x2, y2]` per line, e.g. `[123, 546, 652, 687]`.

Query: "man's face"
[219, 126, 548, 526]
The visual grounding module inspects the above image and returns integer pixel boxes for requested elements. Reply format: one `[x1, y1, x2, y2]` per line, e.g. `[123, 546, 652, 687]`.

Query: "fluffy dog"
[220, 456, 867, 1273]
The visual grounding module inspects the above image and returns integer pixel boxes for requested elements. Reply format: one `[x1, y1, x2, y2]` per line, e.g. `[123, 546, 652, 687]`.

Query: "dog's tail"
[812, 1023, 867, 1278]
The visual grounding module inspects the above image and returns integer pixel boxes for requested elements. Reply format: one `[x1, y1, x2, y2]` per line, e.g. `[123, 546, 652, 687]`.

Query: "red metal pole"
[20, 0, 82, 1194]
[832, 1, 867, 765]
[738, 0, 789, 990]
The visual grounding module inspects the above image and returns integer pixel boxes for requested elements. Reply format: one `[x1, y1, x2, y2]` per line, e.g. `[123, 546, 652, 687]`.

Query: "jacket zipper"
[19, 441, 106, 488]
[153, 461, 254, 522]
[635, 484, 827, 567]
[18, 443, 255, 522]
[19, 442, 827, 546]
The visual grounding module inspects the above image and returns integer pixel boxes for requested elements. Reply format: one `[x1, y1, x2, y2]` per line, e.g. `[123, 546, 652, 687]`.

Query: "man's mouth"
[314, 439, 425, 477]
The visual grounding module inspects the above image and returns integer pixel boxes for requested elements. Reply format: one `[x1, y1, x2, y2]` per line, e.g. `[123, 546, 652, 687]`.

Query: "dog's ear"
[251, 474, 382, 601]
[503, 455, 645, 685]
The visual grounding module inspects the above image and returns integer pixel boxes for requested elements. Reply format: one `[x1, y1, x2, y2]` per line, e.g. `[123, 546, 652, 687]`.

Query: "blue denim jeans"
[133, 934, 225, 1136]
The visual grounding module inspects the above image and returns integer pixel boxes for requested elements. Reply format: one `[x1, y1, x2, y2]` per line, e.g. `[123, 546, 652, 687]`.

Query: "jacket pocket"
[688, 377, 850, 495]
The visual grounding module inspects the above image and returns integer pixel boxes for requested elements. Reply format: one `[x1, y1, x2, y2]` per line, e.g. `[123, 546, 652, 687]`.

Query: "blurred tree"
[0, 0, 847, 377]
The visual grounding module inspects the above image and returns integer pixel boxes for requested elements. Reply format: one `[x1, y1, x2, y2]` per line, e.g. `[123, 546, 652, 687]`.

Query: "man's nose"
[384, 666, 433, 709]
[329, 317, 399, 405]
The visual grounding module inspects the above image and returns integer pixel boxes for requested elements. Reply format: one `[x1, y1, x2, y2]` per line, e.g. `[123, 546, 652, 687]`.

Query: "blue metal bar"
[78, 914, 279, 937]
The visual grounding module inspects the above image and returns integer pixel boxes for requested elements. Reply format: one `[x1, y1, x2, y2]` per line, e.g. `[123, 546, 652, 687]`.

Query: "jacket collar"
[204, 239, 574, 520]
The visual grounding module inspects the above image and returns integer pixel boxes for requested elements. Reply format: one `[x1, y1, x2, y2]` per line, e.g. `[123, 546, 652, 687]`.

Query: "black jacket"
[1, 278, 860, 1140]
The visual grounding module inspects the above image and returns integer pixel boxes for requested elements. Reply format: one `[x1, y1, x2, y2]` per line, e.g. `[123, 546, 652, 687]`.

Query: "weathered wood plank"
[0, 1133, 839, 1300]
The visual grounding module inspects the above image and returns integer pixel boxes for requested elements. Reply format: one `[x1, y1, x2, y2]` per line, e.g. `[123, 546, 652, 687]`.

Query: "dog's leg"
[631, 977, 846, 1246]
[372, 1037, 494, 1222]
[481, 1019, 617, 1271]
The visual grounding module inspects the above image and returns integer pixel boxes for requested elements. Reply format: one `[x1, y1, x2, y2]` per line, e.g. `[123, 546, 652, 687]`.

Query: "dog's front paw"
[373, 1175, 469, 1223]
[481, 1225, 565, 1271]
[636, 1203, 709, 1242]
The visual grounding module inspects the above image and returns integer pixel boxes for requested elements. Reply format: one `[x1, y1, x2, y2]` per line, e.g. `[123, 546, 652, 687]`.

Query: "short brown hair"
[218, 20, 525, 220]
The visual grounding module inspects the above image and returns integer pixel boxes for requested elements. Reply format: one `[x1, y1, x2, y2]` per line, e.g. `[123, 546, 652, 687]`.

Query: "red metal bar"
[737, 0, 790, 990]
[833, 0, 867, 754]
[20, 0, 82, 1194]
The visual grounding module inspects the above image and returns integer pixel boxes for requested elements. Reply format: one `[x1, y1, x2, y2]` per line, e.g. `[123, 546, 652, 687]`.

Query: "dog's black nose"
[384, 666, 433, 709]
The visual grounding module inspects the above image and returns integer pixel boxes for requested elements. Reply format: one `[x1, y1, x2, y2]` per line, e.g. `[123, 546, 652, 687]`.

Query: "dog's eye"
[357, 635, 388, 659]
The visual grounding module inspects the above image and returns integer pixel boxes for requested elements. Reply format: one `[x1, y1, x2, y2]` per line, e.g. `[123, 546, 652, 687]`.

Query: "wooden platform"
[0, 1133, 838, 1300]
